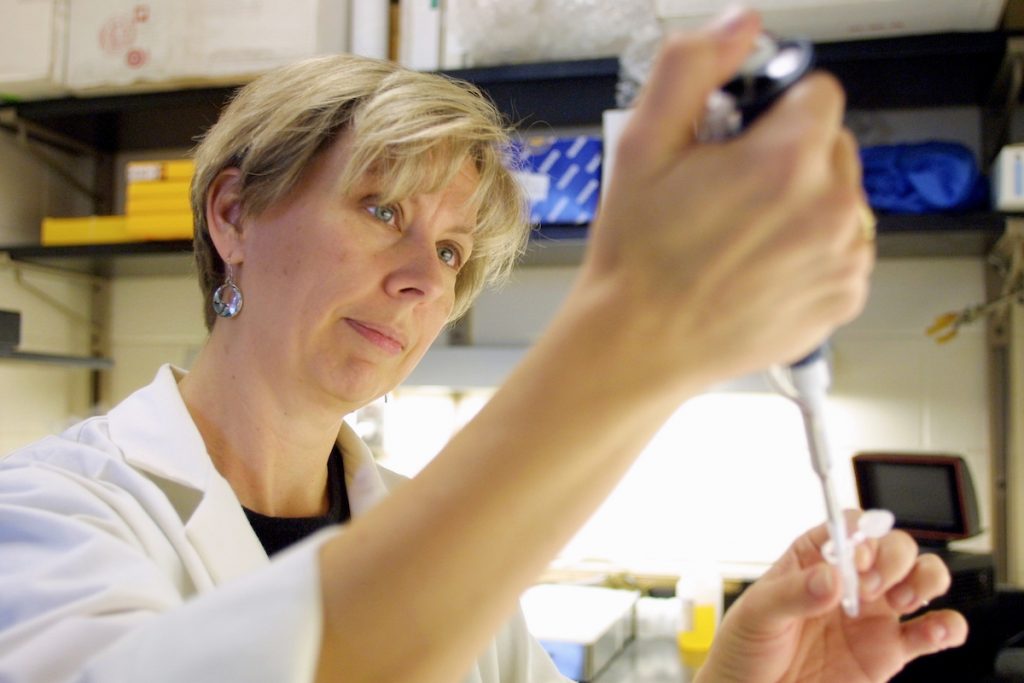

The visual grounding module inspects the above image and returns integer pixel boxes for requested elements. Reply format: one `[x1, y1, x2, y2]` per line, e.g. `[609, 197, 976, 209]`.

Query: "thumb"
[735, 563, 841, 635]
[622, 7, 762, 174]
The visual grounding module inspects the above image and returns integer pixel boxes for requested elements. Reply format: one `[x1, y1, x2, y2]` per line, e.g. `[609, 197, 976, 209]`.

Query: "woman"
[0, 8, 965, 683]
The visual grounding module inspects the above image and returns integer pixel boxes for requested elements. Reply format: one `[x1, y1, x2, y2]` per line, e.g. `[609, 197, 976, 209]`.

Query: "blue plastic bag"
[860, 141, 989, 213]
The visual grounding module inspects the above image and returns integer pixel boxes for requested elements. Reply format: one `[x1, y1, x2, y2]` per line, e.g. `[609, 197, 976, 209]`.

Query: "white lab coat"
[0, 364, 567, 683]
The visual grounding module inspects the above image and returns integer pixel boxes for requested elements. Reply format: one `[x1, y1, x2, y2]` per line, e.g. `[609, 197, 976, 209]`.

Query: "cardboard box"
[125, 160, 193, 214]
[992, 144, 1024, 211]
[65, 0, 349, 93]
[126, 179, 191, 201]
[656, 0, 1005, 43]
[126, 159, 194, 183]
[0, 0, 68, 100]
[514, 135, 602, 225]
[42, 215, 132, 245]
[126, 196, 191, 215]
[125, 211, 193, 239]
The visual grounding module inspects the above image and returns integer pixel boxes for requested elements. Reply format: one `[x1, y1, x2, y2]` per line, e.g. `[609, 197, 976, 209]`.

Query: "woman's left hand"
[698, 512, 968, 683]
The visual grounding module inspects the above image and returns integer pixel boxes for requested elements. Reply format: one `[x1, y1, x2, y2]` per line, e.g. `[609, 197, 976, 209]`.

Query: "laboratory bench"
[591, 638, 695, 683]
[587, 587, 1024, 683]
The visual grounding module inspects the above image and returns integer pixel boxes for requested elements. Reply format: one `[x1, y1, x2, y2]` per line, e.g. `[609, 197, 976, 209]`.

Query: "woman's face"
[233, 134, 479, 410]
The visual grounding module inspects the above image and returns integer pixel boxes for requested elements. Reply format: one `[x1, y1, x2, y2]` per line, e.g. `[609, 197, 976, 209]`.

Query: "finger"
[899, 609, 969, 660]
[886, 553, 952, 615]
[732, 561, 841, 637]
[740, 73, 847, 205]
[830, 129, 875, 251]
[788, 509, 864, 568]
[859, 530, 917, 601]
[747, 71, 847, 155]
[832, 128, 863, 193]
[621, 7, 762, 174]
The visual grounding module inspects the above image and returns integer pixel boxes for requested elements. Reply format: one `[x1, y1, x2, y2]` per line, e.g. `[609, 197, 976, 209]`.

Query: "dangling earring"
[212, 263, 244, 318]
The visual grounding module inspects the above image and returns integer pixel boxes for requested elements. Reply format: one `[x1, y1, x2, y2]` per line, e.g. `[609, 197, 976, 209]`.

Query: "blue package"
[536, 640, 586, 681]
[513, 136, 602, 225]
[860, 141, 989, 214]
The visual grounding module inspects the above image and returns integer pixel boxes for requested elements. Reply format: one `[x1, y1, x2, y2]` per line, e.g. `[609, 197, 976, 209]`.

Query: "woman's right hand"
[577, 7, 874, 395]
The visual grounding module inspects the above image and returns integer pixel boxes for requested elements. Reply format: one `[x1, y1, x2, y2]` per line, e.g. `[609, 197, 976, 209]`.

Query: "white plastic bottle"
[676, 561, 723, 655]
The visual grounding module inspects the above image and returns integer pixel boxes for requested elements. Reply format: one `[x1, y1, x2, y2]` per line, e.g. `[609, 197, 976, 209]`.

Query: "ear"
[205, 168, 246, 264]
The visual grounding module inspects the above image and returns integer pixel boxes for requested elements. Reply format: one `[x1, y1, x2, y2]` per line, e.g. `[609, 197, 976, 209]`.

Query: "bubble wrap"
[449, 0, 659, 67]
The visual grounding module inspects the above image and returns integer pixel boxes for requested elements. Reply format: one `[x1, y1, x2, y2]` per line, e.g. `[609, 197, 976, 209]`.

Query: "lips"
[346, 319, 406, 356]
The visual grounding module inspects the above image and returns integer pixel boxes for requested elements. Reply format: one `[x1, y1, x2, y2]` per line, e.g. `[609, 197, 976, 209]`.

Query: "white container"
[65, 0, 349, 94]
[655, 0, 1006, 43]
[349, 0, 388, 59]
[521, 584, 639, 682]
[600, 108, 633, 203]
[398, 0, 441, 71]
[992, 144, 1024, 212]
[675, 561, 723, 654]
[0, 0, 68, 100]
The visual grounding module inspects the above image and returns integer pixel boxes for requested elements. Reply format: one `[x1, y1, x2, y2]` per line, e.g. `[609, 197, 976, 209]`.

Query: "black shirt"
[242, 446, 351, 556]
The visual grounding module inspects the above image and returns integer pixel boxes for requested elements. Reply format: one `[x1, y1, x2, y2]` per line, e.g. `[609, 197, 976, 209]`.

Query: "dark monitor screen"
[853, 453, 980, 543]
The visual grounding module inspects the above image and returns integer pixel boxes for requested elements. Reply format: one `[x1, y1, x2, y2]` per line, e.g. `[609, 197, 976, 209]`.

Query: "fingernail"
[860, 570, 881, 596]
[855, 542, 873, 571]
[892, 585, 916, 609]
[929, 622, 948, 643]
[709, 4, 751, 41]
[809, 565, 834, 598]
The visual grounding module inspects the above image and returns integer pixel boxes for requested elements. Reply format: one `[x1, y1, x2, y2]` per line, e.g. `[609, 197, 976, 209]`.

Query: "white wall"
[0, 131, 94, 246]
[0, 125, 96, 453]
[1, 248, 993, 574]
[103, 273, 206, 407]
[381, 257, 993, 574]
[0, 105, 999, 576]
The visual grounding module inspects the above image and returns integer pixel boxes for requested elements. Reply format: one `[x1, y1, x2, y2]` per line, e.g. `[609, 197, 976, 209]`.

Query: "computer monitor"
[852, 452, 981, 544]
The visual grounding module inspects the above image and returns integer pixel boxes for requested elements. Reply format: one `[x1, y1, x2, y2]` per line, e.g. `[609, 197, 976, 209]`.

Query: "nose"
[383, 234, 449, 303]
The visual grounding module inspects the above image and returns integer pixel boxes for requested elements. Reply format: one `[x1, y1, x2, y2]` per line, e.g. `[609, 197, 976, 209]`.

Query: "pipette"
[768, 351, 860, 617]
[698, 35, 861, 617]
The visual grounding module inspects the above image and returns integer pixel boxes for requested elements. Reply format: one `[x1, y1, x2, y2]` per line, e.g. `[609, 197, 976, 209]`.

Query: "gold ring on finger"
[858, 203, 877, 243]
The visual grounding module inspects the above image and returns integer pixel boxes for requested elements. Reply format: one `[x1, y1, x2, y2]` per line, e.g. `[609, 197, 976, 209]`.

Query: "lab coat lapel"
[108, 364, 268, 585]
[336, 421, 390, 517]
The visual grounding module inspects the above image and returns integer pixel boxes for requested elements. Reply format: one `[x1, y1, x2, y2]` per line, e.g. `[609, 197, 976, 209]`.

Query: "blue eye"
[438, 244, 462, 269]
[369, 204, 397, 224]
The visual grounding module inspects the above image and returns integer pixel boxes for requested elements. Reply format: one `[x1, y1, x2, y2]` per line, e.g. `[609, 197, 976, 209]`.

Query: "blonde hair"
[191, 54, 529, 330]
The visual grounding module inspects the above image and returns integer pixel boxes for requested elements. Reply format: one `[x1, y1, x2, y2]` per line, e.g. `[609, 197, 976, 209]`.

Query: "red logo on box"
[125, 49, 148, 69]
[99, 16, 137, 55]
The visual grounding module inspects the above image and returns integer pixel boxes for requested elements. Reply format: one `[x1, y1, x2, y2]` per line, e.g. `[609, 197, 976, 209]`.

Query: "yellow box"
[125, 212, 194, 240]
[42, 215, 132, 246]
[126, 159, 195, 183]
[126, 196, 192, 215]
[126, 179, 191, 201]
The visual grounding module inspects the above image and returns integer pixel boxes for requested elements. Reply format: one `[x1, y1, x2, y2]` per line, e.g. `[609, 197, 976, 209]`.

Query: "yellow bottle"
[676, 561, 723, 658]
[678, 603, 717, 651]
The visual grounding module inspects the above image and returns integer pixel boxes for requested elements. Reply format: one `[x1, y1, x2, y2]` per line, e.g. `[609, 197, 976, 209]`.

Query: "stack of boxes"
[41, 159, 193, 245]
[124, 159, 194, 240]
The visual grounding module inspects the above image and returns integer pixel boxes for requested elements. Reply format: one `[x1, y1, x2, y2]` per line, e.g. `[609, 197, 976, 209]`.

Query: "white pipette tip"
[823, 510, 896, 618]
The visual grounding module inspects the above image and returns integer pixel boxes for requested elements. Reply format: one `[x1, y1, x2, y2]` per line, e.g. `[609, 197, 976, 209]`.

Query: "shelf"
[1, 31, 1012, 153]
[526, 213, 1007, 264]
[4, 87, 236, 153]
[2, 240, 194, 277]
[1, 213, 1008, 277]
[814, 31, 1008, 109]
